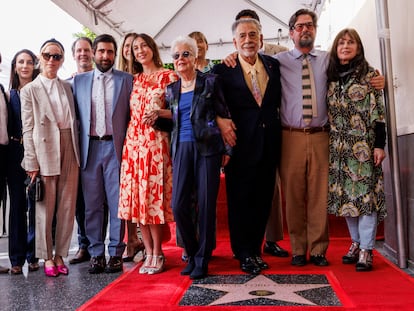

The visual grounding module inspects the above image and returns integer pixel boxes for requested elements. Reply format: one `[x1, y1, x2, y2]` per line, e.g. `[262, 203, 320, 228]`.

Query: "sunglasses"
[41, 52, 63, 61]
[172, 51, 192, 60]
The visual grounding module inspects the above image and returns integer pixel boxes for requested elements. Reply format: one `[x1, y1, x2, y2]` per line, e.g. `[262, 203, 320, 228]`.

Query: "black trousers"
[172, 142, 221, 268]
[225, 156, 276, 260]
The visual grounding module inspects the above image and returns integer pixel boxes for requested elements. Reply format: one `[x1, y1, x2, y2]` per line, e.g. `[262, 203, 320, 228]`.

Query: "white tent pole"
[375, 0, 407, 268]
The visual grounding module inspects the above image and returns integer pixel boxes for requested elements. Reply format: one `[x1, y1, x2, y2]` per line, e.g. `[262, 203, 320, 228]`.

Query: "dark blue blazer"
[212, 54, 282, 167]
[164, 70, 231, 160]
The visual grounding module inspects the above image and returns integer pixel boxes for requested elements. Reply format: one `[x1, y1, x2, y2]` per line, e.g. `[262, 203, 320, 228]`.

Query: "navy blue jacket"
[163, 70, 231, 160]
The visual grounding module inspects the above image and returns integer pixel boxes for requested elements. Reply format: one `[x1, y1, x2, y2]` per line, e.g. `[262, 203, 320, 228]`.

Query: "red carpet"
[78, 177, 408, 310]
[78, 223, 414, 311]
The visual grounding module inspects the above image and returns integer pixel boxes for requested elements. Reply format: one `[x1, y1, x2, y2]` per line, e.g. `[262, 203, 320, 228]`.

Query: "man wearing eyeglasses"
[212, 18, 282, 275]
[275, 9, 384, 267]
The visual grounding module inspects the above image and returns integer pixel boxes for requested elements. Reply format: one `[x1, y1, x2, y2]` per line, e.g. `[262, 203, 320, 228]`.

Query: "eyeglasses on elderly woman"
[172, 51, 193, 60]
[41, 53, 63, 61]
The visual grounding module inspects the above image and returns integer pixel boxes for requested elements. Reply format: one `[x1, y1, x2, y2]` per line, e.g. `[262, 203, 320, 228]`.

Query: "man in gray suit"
[72, 34, 133, 274]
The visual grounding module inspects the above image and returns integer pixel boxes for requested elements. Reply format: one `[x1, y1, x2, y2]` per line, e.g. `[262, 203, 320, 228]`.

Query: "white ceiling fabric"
[52, 0, 325, 62]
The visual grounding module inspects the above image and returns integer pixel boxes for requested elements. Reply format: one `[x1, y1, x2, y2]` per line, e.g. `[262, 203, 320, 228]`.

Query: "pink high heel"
[44, 265, 59, 277]
[57, 264, 69, 275]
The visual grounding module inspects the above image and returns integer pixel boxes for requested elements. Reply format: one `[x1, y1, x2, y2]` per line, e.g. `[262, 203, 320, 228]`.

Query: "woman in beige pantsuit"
[20, 38, 80, 277]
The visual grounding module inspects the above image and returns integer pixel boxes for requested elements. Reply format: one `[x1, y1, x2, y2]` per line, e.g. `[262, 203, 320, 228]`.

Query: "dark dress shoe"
[264, 241, 289, 257]
[291, 255, 307, 266]
[88, 256, 106, 274]
[181, 258, 195, 275]
[69, 248, 91, 264]
[105, 256, 123, 273]
[240, 257, 261, 275]
[190, 266, 207, 280]
[123, 242, 145, 262]
[11, 266, 23, 275]
[28, 262, 40, 272]
[310, 255, 329, 266]
[0, 265, 9, 274]
[254, 256, 269, 270]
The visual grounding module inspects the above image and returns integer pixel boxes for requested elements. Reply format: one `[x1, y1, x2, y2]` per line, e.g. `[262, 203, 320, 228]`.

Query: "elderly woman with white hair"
[148, 35, 232, 279]
[20, 38, 80, 277]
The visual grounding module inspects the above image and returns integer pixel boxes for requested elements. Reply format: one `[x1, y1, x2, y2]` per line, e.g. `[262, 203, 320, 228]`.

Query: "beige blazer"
[20, 76, 80, 176]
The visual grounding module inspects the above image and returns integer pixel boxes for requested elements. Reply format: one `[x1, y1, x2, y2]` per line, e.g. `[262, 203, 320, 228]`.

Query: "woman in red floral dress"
[118, 33, 178, 274]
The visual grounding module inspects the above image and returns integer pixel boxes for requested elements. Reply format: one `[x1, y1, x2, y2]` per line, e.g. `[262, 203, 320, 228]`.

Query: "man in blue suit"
[72, 34, 133, 274]
[212, 18, 282, 275]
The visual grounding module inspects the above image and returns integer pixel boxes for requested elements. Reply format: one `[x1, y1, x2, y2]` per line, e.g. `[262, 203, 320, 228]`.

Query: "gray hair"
[231, 18, 262, 35]
[170, 35, 198, 58]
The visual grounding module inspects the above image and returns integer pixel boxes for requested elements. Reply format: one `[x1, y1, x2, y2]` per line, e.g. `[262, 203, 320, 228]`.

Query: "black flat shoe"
[310, 255, 329, 266]
[240, 257, 261, 275]
[123, 242, 145, 262]
[181, 258, 195, 275]
[291, 255, 307, 266]
[263, 241, 289, 257]
[254, 256, 269, 270]
[190, 266, 207, 280]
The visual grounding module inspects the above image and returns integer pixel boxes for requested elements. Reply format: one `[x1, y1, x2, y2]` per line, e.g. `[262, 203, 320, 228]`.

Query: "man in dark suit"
[212, 18, 282, 275]
[72, 34, 133, 274]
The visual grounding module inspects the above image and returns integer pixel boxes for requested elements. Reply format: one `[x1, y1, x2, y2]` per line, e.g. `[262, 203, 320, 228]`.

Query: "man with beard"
[275, 9, 383, 267]
[72, 34, 133, 274]
[223, 9, 384, 268]
[274, 9, 331, 267]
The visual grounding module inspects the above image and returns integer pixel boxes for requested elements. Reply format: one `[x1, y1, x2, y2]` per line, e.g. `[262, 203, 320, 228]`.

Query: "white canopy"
[51, 0, 325, 61]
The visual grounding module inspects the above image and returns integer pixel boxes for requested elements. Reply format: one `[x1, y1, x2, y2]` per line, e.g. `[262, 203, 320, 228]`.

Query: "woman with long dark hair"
[6, 49, 40, 274]
[327, 28, 387, 272]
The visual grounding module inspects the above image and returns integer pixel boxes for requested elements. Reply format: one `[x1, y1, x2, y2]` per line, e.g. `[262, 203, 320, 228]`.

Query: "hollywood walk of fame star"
[190, 274, 333, 306]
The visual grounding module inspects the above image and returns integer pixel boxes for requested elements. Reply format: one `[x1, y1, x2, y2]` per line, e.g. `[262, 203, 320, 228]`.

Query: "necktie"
[250, 68, 262, 106]
[302, 54, 317, 125]
[95, 73, 106, 137]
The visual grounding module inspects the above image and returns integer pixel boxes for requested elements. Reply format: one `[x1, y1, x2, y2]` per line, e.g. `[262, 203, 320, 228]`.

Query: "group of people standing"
[0, 7, 387, 279]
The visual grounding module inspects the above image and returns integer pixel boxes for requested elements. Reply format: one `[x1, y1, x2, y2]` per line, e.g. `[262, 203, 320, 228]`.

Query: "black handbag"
[24, 176, 44, 202]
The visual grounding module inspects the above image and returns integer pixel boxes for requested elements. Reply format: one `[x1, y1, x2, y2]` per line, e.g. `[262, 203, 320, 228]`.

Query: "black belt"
[282, 125, 330, 134]
[9, 136, 22, 143]
[90, 135, 113, 141]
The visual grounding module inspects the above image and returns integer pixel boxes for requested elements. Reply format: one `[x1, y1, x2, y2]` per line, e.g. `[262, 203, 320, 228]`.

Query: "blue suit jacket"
[72, 69, 133, 169]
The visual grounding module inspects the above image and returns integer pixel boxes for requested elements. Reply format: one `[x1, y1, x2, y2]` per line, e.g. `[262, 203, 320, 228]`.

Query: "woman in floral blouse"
[326, 28, 387, 272]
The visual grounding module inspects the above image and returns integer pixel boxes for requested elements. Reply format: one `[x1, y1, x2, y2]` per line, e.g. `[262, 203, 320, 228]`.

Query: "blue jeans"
[345, 212, 378, 249]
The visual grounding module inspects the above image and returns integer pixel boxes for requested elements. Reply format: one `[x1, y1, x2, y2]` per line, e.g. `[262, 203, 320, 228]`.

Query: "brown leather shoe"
[0, 265, 9, 274]
[69, 248, 91, 264]
[28, 262, 40, 272]
[11, 266, 23, 275]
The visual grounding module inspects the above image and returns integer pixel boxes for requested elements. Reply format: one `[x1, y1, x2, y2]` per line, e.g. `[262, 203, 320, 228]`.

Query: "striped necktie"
[302, 54, 316, 126]
[250, 68, 262, 106]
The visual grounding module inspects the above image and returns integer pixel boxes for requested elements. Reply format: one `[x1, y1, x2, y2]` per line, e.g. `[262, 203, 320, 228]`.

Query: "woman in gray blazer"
[21, 39, 80, 277]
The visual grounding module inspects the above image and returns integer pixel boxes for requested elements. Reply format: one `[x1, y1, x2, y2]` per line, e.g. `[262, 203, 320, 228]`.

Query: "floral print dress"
[118, 68, 178, 225]
[327, 67, 386, 223]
